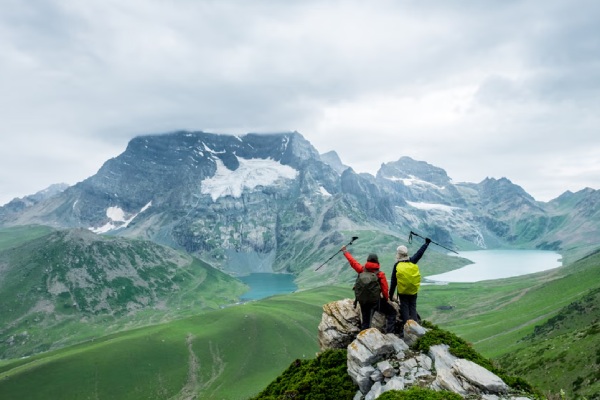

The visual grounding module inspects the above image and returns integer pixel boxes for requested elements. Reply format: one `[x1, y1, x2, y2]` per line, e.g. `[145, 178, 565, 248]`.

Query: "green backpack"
[354, 271, 381, 305]
[395, 261, 421, 295]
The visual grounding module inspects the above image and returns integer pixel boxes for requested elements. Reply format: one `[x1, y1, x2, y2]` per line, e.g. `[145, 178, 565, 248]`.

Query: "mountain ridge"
[1, 130, 598, 275]
[0, 226, 246, 358]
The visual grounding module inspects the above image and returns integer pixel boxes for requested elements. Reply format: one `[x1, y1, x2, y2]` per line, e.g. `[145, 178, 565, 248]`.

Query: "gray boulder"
[318, 299, 401, 351]
[317, 299, 531, 399]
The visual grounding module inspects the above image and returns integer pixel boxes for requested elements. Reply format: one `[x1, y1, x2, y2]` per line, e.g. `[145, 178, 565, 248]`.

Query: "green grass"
[415, 249, 600, 398]
[378, 388, 462, 400]
[0, 287, 348, 400]
[418, 250, 600, 357]
[0, 226, 598, 399]
[0, 225, 55, 251]
[0, 227, 248, 359]
[495, 287, 600, 399]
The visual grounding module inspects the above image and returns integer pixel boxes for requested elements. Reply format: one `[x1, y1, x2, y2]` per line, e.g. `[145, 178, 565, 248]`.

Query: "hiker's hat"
[367, 253, 379, 263]
[396, 245, 409, 261]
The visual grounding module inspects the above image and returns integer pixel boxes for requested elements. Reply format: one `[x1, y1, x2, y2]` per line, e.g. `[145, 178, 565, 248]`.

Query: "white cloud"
[0, 0, 599, 205]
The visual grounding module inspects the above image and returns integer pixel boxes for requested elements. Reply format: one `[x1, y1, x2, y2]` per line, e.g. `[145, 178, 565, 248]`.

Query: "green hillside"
[0, 250, 598, 399]
[0, 287, 347, 400]
[0, 226, 598, 399]
[0, 226, 247, 359]
[497, 286, 600, 399]
[0, 224, 56, 250]
[418, 249, 600, 398]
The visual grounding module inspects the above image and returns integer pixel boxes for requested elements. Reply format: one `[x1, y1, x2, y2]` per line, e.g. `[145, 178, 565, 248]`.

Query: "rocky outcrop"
[318, 300, 532, 400]
[318, 298, 401, 351]
[318, 299, 362, 350]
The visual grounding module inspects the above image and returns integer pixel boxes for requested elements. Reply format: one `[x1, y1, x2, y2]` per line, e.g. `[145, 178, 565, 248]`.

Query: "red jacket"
[343, 251, 390, 300]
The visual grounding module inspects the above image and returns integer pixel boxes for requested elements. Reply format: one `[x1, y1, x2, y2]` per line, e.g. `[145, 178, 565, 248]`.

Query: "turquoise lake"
[239, 273, 298, 301]
[425, 249, 562, 283]
[238, 250, 563, 299]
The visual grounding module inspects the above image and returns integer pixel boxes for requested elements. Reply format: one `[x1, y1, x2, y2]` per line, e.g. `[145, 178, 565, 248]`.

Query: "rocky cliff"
[318, 299, 537, 399]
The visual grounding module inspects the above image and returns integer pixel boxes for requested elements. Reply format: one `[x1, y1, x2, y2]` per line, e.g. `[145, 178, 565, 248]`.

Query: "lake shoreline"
[425, 249, 562, 283]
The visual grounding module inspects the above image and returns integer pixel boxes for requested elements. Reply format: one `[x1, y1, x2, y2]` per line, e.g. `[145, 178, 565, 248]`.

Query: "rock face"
[318, 300, 530, 400]
[318, 299, 362, 350]
[2, 131, 598, 276]
[318, 299, 401, 351]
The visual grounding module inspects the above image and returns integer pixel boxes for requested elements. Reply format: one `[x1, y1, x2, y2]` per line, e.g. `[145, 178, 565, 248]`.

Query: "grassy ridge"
[0, 225, 55, 250]
[496, 286, 600, 398]
[1, 248, 598, 399]
[0, 226, 248, 359]
[418, 250, 600, 357]
[0, 287, 348, 400]
[416, 250, 600, 397]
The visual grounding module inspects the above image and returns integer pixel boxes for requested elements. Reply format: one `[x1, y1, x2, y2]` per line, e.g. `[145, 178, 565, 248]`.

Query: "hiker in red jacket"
[341, 246, 396, 333]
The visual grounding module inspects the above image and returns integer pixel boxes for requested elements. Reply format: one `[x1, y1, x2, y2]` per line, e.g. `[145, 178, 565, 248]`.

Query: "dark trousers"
[398, 293, 419, 330]
[359, 298, 397, 333]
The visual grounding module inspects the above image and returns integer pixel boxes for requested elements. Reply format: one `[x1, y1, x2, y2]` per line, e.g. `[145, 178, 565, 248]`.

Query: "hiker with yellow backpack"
[389, 237, 431, 335]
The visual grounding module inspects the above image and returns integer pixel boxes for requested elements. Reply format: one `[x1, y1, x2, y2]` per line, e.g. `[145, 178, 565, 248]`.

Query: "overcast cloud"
[1, 0, 599, 205]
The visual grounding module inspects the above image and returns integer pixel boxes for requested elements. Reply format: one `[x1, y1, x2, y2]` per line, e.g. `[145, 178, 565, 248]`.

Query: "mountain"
[0, 183, 68, 216]
[0, 130, 598, 399]
[320, 150, 351, 174]
[1, 131, 598, 277]
[0, 226, 246, 358]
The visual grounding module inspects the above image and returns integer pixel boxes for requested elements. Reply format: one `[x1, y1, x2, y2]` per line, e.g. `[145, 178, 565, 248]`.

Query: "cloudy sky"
[1, 0, 598, 206]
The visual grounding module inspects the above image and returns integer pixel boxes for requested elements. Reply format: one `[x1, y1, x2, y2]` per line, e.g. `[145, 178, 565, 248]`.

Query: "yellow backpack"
[395, 261, 421, 295]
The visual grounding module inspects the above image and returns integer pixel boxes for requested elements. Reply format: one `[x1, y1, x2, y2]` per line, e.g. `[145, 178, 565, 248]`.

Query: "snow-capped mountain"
[1, 131, 598, 274]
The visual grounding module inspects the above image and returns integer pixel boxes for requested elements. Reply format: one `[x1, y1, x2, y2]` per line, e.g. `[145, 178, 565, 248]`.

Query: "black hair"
[367, 253, 379, 263]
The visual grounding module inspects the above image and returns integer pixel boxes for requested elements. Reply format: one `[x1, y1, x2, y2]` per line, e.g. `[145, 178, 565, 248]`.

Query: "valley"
[0, 248, 598, 399]
[0, 131, 598, 399]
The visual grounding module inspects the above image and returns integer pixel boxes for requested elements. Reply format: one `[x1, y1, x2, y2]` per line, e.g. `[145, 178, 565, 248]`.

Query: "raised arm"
[342, 246, 364, 273]
[410, 239, 431, 264]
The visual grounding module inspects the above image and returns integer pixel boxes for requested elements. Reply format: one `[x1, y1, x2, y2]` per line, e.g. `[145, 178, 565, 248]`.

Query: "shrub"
[378, 387, 462, 400]
[250, 349, 356, 400]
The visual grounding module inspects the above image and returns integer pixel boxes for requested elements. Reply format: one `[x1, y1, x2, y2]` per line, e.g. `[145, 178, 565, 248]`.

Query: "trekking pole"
[409, 230, 459, 254]
[315, 236, 359, 271]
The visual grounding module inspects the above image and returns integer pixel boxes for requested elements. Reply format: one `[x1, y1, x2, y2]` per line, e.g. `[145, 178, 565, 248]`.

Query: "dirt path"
[199, 341, 226, 392]
[169, 334, 199, 400]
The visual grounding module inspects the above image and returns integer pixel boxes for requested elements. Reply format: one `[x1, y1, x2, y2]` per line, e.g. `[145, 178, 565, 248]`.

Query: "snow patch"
[89, 201, 153, 233]
[201, 157, 298, 201]
[107, 206, 127, 222]
[406, 201, 458, 212]
[384, 174, 445, 190]
[140, 202, 152, 213]
[202, 143, 225, 154]
[319, 186, 332, 197]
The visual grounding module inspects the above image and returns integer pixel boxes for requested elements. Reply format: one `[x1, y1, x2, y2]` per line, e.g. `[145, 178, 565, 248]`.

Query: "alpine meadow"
[0, 131, 598, 399]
